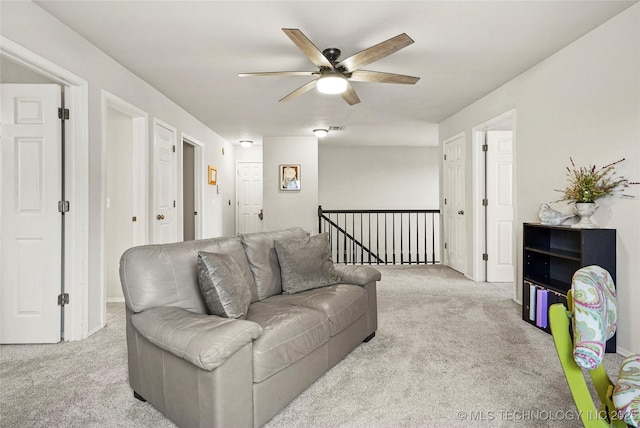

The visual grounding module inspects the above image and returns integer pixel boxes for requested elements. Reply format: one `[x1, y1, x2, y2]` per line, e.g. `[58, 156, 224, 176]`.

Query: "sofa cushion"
[240, 227, 308, 300]
[246, 301, 330, 382]
[275, 233, 340, 295]
[266, 284, 368, 336]
[120, 235, 258, 314]
[197, 252, 252, 319]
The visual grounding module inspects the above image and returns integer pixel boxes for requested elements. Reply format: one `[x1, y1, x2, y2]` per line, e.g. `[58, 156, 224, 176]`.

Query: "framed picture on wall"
[279, 164, 300, 191]
[208, 165, 217, 185]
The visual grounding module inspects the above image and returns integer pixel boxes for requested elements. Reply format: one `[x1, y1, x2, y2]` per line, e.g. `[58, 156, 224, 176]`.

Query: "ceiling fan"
[238, 28, 420, 106]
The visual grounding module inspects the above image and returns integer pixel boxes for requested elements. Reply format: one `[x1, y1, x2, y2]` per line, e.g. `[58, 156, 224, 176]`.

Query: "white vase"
[572, 202, 598, 228]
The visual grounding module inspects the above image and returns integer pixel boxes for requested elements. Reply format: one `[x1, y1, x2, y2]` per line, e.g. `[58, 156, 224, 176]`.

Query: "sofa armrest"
[131, 306, 262, 371]
[334, 265, 381, 286]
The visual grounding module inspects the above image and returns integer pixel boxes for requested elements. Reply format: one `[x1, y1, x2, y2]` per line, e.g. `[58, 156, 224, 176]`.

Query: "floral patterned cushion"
[571, 265, 617, 370]
[613, 356, 640, 427]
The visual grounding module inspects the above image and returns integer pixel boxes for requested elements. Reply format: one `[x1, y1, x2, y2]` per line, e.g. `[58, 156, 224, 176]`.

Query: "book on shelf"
[529, 284, 536, 321]
[535, 288, 548, 328]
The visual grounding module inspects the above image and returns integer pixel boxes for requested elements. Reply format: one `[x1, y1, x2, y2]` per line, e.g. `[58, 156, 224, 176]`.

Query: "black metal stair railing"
[318, 206, 441, 265]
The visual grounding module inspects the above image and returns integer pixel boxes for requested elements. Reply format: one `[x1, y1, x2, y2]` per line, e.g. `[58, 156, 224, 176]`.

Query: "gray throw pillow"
[275, 233, 341, 295]
[241, 227, 308, 300]
[197, 251, 251, 319]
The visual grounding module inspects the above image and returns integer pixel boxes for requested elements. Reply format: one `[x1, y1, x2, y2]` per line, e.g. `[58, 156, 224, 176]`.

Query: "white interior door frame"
[180, 133, 204, 240]
[100, 91, 148, 317]
[0, 36, 89, 341]
[471, 109, 517, 291]
[101, 92, 148, 247]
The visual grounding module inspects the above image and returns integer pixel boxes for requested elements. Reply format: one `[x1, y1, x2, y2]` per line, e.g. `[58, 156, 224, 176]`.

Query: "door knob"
[157, 214, 165, 220]
[458, 210, 464, 215]
[258, 209, 264, 221]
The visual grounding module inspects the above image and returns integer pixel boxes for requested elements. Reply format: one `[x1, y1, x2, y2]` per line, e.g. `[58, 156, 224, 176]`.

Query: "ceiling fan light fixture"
[313, 128, 329, 138]
[239, 140, 253, 148]
[317, 73, 348, 94]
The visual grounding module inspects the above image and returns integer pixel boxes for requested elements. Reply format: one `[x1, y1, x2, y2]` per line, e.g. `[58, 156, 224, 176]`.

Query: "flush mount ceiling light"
[239, 140, 253, 148]
[316, 71, 348, 95]
[313, 129, 329, 138]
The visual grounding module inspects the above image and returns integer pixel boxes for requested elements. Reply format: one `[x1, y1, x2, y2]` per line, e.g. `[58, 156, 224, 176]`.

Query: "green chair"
[549, 265, 639, 428]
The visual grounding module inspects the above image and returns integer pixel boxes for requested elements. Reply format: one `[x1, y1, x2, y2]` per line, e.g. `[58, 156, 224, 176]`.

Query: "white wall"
[216, 140, 237, 238]
[1, 56, 56, 83]
[234, 144, 263, 162]
[1, 1, 235, 334]
[234, 144, 440, 236]
[263, 136, 318, 233]
[439, 5, 640, 354]
[319, 146, 440, 209]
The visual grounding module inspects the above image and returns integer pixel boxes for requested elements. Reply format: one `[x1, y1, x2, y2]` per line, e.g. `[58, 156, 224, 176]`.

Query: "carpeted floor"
[0, 265, 623, 427]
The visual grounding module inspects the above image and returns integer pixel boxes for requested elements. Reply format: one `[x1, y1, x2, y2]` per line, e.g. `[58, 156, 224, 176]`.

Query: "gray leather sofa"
[119, 227, 381, 427]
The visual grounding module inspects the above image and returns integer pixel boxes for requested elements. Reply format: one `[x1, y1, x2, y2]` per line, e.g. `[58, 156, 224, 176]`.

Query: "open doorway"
[183, 143, 196, 241]
[102, 92, 148, 306]
[181, 135, 203, 241]
[472, 110, 516, 286]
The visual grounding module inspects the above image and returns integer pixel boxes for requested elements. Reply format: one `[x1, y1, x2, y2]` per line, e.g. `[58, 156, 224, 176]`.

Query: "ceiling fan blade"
[282, 28, 334, 69]
[349, 70, 420, 84]
[238, 71, 318, 77]
[279, 79, 318, 102]
[341, 83, 361, 106]
[337, 33, 414, 72]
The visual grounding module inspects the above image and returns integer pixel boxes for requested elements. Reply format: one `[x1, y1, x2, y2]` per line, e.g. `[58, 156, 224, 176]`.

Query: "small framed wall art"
[280, 164, 300, 191]
[208, 165, 217, 185]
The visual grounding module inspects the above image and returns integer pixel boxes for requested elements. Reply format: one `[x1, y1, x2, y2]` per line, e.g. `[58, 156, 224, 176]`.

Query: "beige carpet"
[0, 265, 623, 427]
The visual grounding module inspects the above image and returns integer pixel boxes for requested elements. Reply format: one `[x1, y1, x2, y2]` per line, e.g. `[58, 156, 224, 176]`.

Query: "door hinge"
[58, 108, 69, 120]
[132, 216, 137, 222]
[482, 253, 489, 261]
[58, 293, 69, 306]
[482, 144, 488, 152]
[58, 200, 70, 213]
[172, 145, 176, 153]
[482, 198, 488, 206]
[173, 200, 176, 208]
[444, 243, 447, 249]
[444, 154, 447, 160]
[194, 211, 198, 215]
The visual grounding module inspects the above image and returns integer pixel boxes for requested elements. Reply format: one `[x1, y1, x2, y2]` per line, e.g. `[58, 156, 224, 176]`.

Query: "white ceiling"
[34, 1, 637, 147]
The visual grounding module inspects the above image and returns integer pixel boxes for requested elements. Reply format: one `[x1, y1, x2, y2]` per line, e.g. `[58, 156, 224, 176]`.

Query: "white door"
[152, 120, 177, 244]
[443, 135, 466, 274]
[237, 162, 263, 234]
[1, 84, 62, 343]
[486, 131, 514, 282]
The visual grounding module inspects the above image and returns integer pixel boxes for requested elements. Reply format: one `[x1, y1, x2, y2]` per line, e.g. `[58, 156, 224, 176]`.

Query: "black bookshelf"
[522, 223, 616, 352]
